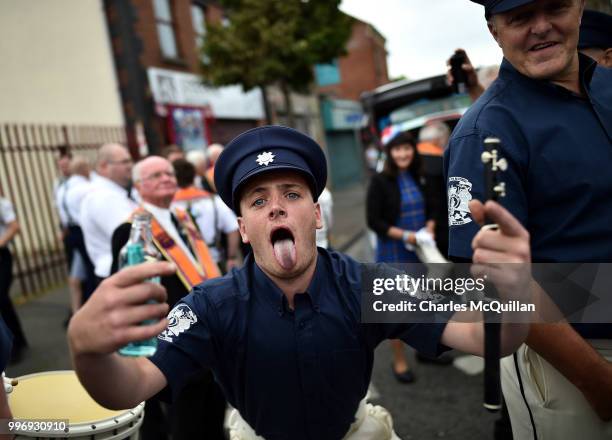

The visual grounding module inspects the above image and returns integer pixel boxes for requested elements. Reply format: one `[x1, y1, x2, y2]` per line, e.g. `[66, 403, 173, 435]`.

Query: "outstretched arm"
[441, 200, 532, 357]
[71, 352, 166, 410]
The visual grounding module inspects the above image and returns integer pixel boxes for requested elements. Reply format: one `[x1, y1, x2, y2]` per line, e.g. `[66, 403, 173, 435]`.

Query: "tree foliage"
[199, 0, 353, 94]
[585, 0, 611, 13]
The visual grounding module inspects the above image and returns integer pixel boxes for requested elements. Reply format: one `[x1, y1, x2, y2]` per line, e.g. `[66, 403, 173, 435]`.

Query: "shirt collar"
[67, 174, 89, 185]
[142, 201, 171, 223]
[251, 250, 325, 316]
[96, 175, 129, 194]
[498, 53, 597, 98]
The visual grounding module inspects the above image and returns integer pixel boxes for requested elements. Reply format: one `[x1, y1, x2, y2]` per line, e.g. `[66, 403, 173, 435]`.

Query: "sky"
[339, 0, 504, 81]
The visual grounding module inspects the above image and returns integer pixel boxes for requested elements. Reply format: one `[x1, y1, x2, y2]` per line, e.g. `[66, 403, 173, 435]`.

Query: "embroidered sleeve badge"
[448, 176, 473, 226]
[158, 304, 198, 343]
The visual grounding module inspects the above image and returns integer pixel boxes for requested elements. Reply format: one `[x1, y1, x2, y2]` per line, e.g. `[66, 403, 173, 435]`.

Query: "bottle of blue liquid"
[118, 212, 162, 357]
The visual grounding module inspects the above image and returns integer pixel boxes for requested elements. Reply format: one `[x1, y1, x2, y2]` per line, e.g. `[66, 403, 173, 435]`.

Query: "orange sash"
[173, 186, 211, 202]
[133, 207, 221, 290]
[417, 141, 444, 157]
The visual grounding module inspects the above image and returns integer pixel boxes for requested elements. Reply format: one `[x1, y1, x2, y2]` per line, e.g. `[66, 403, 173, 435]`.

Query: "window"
[153, 0, 179, 59]
[191, 4, 207, 50]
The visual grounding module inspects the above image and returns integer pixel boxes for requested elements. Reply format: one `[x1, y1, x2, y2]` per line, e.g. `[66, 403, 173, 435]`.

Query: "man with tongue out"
[446, 1, 612, 439]
[69, 125, 533, 440]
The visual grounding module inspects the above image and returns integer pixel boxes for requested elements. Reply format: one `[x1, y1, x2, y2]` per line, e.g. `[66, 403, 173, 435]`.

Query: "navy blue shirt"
[0, 318, 12, 372]
[444, 54, 612, 337]
[150, 249, 449, 440]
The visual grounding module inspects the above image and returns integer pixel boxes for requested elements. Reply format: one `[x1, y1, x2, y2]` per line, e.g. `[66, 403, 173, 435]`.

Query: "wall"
[0, 0, 124, 125]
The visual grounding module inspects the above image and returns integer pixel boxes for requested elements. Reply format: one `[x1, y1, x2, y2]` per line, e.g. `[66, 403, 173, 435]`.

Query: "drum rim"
[10, 370, 145, 436]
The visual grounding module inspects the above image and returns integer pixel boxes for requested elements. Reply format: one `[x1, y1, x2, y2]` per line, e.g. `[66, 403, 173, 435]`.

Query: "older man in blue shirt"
[68, 125, 531, 439]
[445, 0, 612, 438]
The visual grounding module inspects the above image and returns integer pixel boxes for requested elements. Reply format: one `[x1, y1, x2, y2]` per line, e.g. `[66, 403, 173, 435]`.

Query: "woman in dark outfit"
[366, 132, 436, 383]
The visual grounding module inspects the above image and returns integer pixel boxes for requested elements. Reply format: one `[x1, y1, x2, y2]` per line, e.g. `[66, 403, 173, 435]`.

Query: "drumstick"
[481, 137, 507, 412]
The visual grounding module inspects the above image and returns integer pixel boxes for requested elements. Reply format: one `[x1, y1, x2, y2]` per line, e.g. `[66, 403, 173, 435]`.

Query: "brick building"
[315, 16, 390, 189]
[104, 0, 264, 155]
[317, 18, 389, 101]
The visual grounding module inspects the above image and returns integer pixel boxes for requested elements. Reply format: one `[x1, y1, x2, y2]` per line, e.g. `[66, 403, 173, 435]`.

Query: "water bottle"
[117, 212, 162, 357]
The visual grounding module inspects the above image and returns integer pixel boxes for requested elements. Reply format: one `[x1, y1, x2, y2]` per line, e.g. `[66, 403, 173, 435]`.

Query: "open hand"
[68, 262, 175, 356]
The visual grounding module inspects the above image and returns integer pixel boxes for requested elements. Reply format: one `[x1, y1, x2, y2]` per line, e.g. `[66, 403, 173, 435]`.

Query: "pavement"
[5, 182, 503, 439]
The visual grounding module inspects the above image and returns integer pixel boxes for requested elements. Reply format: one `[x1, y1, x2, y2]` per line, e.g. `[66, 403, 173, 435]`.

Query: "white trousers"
[501, 340, 612, 440]
[228, 397, 401, 440]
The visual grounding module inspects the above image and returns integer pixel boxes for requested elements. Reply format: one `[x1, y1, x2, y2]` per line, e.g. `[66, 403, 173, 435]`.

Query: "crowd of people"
[0, 0, 611, 439]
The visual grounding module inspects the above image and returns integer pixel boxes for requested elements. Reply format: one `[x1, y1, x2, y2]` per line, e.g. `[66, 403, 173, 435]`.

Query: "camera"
[450, 51, 468, 94]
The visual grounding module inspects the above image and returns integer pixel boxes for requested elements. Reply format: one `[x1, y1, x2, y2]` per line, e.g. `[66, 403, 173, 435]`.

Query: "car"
[360, 73, 471, 149]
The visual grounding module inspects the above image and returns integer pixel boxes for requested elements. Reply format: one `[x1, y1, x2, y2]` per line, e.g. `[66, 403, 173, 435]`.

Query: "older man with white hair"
[80, 144, 137, 286]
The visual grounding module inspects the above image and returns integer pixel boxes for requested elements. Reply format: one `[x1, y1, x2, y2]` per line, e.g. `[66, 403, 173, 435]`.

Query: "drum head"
[8, 370, 131, 424]
[8, 371, 144, 438]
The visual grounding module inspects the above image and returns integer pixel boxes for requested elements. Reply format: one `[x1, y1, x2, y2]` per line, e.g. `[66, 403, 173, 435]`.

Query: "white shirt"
[80, 176, 137, 277]
[0, 198, 17, 242]
[89, 171, 104, 184]
[172, 194, 238, 262]
[142, 202, 199, 269]
[64, 175, 93, 226]
[316, 188, 333, 249]
[54, 177, 71, 227]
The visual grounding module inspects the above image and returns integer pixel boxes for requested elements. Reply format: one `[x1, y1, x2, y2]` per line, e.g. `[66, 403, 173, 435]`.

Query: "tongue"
[273, 238, 297, 270]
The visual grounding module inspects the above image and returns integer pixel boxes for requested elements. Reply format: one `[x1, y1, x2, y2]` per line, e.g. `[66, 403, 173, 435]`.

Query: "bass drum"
[8, 370, 144, 439]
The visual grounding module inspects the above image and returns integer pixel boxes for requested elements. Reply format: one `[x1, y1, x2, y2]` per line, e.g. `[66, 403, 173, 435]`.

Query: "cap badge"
[256, 151, 275, 167]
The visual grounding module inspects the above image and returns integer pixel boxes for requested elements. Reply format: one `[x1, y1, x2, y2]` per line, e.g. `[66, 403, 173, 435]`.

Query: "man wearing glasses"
[80, 143, 137, 288]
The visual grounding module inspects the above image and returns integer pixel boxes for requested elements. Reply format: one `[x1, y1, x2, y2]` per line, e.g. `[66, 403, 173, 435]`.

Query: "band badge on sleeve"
[448, 176, 473, 226]
[159, 304, 198, 343]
